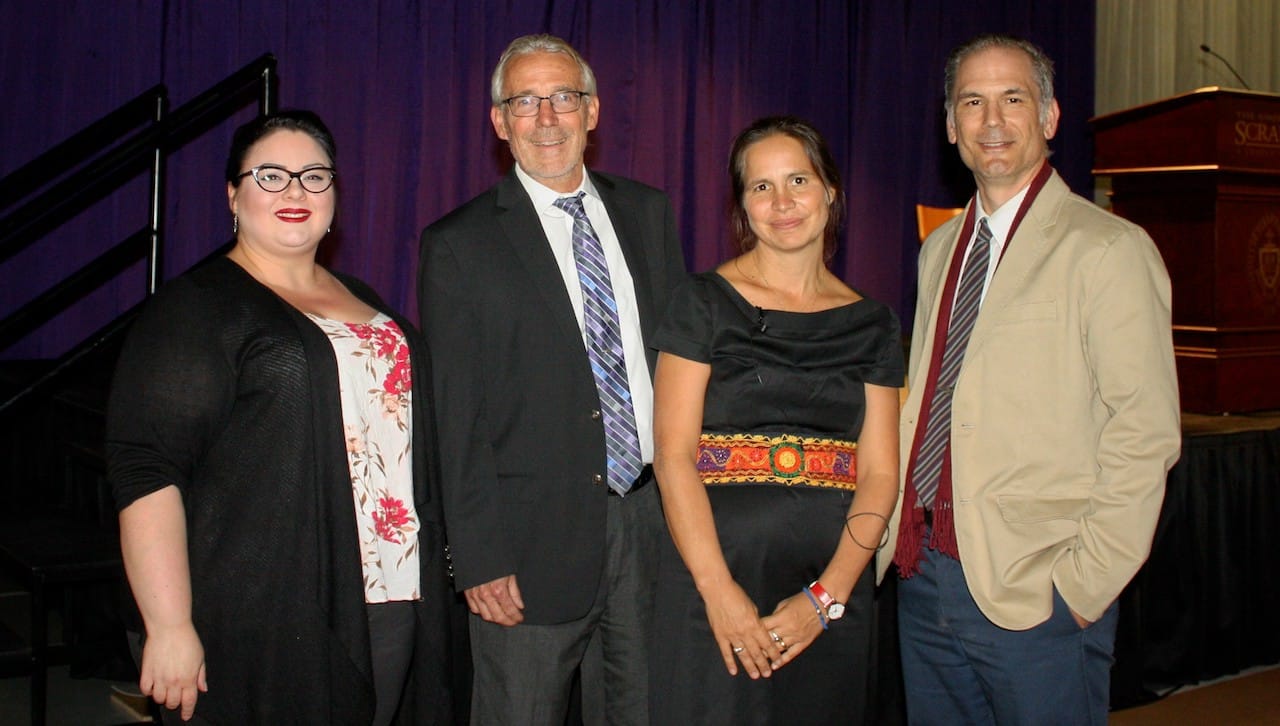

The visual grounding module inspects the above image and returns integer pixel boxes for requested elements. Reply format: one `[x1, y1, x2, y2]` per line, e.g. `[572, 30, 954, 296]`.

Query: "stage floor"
[1181, 409, 1280, 436]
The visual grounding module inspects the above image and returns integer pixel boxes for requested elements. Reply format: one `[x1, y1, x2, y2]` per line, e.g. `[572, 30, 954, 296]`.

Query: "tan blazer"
[879, 171, 1181, 630]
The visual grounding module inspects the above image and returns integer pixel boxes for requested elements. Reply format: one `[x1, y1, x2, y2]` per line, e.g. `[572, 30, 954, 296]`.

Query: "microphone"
[1199, 44, 1251, 90]
[755, 307, 768, 333]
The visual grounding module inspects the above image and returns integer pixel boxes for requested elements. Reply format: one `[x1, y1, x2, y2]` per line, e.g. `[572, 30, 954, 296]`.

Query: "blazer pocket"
[993, 300, 1057, 325]
[498, 474, 543, 502]
[997, 495, 1092, 523]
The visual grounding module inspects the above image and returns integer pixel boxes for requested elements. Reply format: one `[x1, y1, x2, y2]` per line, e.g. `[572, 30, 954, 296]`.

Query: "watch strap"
[808, 580, 836, 608]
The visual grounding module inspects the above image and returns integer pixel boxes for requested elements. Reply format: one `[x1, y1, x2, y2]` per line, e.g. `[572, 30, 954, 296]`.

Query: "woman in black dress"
[651, 116, 903, 724]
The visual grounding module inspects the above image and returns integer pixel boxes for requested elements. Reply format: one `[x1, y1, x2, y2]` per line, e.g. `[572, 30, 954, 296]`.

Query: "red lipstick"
[275, 208, 311, 223]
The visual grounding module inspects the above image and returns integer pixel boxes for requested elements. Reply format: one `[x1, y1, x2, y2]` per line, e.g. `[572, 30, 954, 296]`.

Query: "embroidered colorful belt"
[696, 433, 857, 491]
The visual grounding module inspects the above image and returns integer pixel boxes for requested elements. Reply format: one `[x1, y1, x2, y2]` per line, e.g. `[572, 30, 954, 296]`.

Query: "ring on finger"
[769, 630, 788, 650]
[732, 645, 745, 653]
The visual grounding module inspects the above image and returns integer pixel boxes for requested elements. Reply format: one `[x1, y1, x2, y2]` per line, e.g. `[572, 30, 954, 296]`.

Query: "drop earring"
[233, 215, 239, 234]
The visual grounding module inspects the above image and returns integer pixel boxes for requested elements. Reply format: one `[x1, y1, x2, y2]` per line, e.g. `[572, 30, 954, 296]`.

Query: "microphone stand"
[1199, 44, 1251, 90]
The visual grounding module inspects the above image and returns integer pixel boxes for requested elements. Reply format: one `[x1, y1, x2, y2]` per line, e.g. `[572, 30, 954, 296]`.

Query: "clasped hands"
[704, 581, 826, 679]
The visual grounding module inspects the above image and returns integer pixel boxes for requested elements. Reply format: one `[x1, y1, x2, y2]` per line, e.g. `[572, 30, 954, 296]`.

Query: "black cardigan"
[107, 257, 454, 724]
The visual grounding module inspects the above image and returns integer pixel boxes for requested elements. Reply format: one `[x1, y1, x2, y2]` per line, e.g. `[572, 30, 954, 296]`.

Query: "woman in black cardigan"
[107, 110, 454, 725]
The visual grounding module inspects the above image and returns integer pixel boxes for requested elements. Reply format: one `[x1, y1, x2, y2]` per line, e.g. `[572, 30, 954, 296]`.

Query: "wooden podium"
[1092, 87, 1280, 413]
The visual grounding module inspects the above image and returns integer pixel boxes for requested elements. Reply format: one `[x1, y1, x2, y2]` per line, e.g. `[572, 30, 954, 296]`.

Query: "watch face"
[827, 602, 846, 620]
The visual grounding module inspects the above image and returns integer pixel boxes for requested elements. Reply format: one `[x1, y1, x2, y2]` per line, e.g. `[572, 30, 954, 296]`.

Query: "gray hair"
[489, 34, 598, 105]
[944, 34, 1055, 125]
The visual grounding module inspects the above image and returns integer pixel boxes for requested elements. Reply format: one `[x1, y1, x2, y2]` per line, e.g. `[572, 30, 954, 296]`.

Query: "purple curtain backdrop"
[0, 0, 1095, 359]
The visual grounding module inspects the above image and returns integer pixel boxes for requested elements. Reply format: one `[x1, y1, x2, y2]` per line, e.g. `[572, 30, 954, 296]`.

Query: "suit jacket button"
[593, 474, 604, 485]
[590, 409, 602, 420]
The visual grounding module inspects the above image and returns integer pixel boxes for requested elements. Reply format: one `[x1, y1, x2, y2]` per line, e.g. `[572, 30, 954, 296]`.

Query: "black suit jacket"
[418, 168, 686, 624]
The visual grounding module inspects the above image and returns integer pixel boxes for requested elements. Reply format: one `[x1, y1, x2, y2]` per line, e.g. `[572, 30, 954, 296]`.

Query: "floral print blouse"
[309, 313, 421, 603]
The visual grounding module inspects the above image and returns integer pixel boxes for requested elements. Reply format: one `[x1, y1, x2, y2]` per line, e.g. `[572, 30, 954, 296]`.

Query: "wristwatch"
[807, 580, 845, 621]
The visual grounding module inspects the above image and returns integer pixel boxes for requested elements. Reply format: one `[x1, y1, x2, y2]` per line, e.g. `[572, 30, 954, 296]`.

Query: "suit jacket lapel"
[968, 172, 1070, 352]
[494, 170, 587, 354]
[590, 171, 657, 346]
[905, 211, 968, 419]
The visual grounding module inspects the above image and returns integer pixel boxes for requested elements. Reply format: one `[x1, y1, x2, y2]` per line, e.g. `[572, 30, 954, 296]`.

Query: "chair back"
[915, 204, 963, 242]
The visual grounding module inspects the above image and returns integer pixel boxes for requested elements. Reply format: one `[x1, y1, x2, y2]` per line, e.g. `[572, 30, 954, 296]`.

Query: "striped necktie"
[554, 193, 643, 495]
[912, 218, 993, 508]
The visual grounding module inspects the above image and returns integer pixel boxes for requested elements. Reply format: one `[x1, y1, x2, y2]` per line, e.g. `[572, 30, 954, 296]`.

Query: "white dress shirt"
[513, 163, 655, 464]
[958, 183, 1032, 306]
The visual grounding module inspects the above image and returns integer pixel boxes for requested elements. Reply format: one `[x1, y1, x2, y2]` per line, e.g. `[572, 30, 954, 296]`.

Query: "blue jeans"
[897, 545, 1118, 725]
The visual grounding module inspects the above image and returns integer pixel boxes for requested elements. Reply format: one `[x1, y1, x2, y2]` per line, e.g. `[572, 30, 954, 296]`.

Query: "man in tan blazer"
[880, 34, 1181, 724]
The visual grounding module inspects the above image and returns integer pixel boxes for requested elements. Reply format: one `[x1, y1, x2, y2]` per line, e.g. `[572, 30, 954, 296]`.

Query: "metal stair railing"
[0, 53, 277, 414]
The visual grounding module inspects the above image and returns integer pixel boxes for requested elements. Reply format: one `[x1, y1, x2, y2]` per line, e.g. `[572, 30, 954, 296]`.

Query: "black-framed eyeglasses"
[500, 91, 590, 117]
[236, 165, 336, 193]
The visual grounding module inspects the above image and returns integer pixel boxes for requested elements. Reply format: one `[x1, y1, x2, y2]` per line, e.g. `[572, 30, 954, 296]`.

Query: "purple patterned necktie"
[554, 193, 642, 495]
[912, 218, 993, 508]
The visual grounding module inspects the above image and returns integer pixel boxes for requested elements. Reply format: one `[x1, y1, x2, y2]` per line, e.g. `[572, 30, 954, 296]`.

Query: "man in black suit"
[418, 34, 685, 725]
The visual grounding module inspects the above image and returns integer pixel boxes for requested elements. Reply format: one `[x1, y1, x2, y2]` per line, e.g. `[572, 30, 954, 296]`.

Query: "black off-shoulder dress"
[650, 271, 903, 725]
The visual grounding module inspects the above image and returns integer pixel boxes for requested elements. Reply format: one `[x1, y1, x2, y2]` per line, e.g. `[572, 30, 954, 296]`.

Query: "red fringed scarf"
[895, 162, 1054, 577]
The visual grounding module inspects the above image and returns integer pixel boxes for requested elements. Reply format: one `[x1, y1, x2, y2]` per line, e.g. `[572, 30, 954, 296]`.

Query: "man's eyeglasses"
[500, 91, 590, 117]
[236, 165, 336, 193]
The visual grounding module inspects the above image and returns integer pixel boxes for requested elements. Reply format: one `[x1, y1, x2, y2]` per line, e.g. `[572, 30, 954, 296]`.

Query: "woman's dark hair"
[727, 116, 845, 261]
[225, 109, 337, 185]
